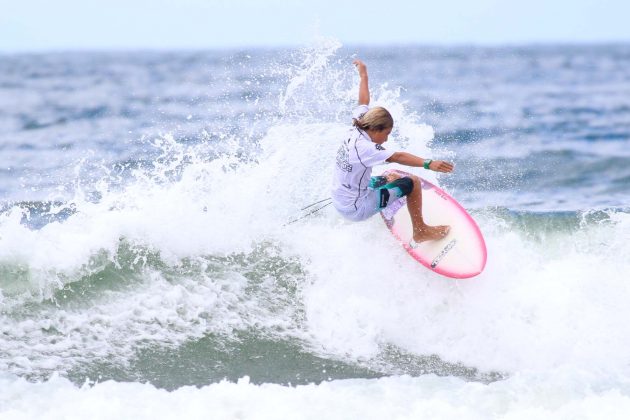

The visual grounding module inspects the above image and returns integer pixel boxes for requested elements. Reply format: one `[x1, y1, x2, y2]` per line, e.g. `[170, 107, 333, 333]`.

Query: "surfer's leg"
[404, 175, 450, 243]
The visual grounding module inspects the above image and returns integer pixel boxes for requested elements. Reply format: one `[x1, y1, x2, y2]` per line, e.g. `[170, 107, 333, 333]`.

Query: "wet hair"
[353, 107, 394, 132]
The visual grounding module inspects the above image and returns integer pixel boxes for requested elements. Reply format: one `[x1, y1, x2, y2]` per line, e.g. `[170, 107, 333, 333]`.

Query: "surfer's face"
[367, 127, 392, 144]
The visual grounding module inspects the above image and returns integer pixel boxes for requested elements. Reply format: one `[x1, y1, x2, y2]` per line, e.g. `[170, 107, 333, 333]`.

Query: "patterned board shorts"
[343, 176, 414, 221]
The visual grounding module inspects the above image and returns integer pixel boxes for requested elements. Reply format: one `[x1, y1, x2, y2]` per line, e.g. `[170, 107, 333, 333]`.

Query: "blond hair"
[353, 107, 393, 132]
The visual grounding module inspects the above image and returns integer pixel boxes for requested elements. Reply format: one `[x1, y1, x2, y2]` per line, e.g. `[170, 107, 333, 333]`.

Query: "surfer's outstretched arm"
[353, 59, 370, 105]
[387, 152, 454, 173]
[386, 153, 454, 244]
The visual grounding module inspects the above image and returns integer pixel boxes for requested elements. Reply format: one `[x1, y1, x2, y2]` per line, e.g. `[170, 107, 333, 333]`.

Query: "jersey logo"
[375, 144, 385, 151]
[336, 143, 353, 172]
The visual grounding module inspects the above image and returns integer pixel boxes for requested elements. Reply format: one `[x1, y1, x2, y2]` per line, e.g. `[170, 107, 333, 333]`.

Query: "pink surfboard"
[380, 170, 487, 279]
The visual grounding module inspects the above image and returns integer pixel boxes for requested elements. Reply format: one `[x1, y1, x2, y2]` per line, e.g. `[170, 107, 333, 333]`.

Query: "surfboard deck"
[380, 170, 487, 279]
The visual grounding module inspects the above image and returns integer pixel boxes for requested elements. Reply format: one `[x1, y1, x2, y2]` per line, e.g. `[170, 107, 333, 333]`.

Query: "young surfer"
[331, 59, 454, 245]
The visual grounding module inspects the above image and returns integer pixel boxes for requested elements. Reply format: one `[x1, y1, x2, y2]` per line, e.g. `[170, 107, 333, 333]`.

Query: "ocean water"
[1, 40, 630, 419]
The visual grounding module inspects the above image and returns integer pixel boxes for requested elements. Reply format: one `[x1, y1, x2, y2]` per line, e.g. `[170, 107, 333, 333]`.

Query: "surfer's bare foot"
[412, 225, 450, 244]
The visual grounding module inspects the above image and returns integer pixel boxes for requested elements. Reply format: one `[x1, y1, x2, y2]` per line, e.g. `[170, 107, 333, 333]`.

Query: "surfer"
[331, 59, 454, 245]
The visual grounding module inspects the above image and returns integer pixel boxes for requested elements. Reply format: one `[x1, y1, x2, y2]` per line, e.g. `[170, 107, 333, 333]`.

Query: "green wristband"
[423, 159, 432, 170]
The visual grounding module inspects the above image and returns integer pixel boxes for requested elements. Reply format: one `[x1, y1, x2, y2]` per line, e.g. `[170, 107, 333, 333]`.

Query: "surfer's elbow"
[387, 152, 403, 164]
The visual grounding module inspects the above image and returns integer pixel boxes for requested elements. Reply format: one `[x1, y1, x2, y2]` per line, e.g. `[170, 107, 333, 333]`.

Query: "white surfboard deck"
[380, 170, 487, 279]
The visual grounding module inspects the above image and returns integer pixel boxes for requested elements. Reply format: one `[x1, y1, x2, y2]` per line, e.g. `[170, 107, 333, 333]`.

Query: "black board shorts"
[370, 176, 414, 209]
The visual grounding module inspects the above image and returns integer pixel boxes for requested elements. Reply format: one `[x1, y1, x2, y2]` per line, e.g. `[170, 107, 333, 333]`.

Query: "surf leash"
[284, 198, 332, 226]
[299, 197, 332, 211]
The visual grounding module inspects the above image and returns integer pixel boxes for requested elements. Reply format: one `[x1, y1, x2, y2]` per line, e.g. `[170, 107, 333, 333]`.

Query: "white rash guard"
[331, 105, 395, 221]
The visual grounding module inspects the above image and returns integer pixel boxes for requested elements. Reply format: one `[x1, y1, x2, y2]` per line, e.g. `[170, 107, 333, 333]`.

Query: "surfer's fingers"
[353, 59, 367, 72]
[440, 161, 454, 172]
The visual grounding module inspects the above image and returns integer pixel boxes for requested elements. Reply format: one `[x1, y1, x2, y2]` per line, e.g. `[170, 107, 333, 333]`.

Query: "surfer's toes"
[431, 225, 450, 239]
[411, 225, 451, 246]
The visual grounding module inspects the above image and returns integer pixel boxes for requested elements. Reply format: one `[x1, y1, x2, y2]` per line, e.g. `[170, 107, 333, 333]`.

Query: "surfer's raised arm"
[353, 59, 370, 105]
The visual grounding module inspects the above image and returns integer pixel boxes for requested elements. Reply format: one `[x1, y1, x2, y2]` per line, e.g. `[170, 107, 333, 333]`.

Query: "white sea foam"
[2, 370, 630, 420]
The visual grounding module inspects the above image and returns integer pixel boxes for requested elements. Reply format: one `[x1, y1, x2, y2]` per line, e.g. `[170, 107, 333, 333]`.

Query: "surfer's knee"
[396, 176, 414, 197]
[385, 172, 401, 183]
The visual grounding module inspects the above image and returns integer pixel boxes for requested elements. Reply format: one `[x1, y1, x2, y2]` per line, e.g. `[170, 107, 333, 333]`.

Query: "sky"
[1, 0, 630, 52]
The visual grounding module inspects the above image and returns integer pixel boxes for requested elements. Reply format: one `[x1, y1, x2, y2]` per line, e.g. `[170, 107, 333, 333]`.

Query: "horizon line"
[2, 39, 630, 55]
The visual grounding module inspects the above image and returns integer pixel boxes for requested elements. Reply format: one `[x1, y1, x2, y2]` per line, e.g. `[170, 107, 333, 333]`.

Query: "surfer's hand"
[353, 59, 368, 77]
[430, 160, 454, 173]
